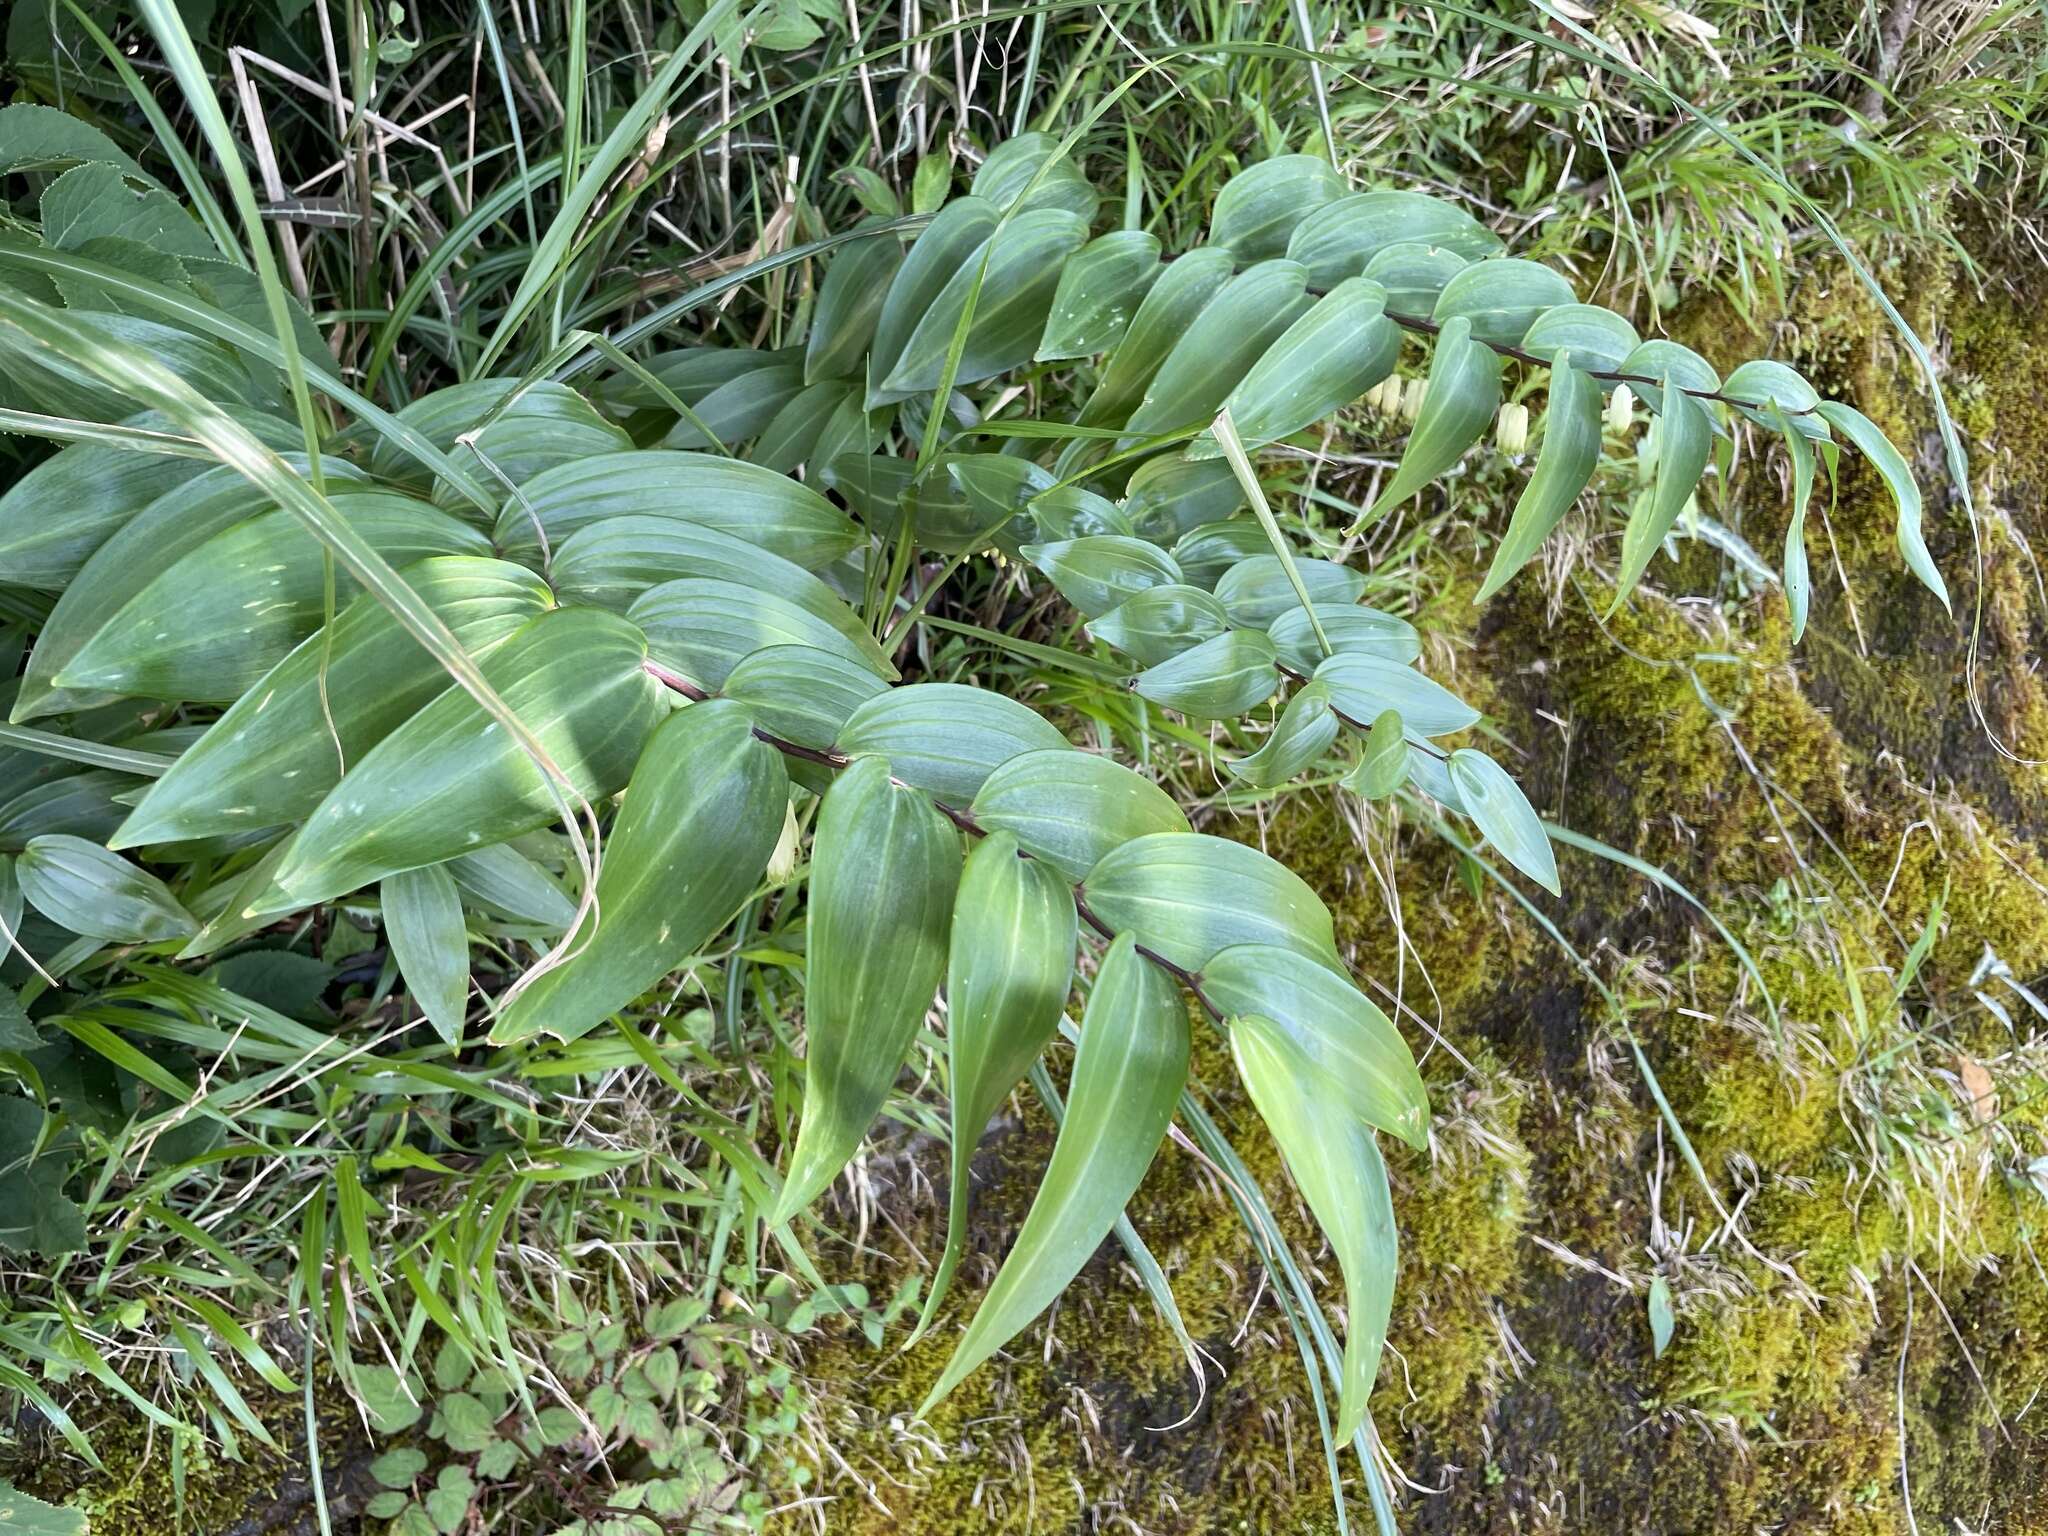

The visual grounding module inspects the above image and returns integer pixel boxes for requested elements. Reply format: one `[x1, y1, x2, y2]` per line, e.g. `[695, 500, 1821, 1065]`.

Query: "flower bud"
[1606, 384, 1634, 434]
[766, 798, 801, 885]
[1495, 401, 1530, 456]
[1402, 376, 1429, 422]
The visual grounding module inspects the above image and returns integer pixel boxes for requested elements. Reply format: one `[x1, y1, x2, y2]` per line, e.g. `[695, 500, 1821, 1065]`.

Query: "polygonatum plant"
[0, 108, 1939, 1452]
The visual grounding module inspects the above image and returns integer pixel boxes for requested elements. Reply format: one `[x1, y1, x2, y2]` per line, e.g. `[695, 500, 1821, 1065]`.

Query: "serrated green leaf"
[1431, 257, 1575, 348]
[1088, 584, 1231, 666]
[921, 932, 1186, 1411]
[492, 701, 787, 1045]
[1477, 357, 1604, 603]
[1023, 535, 1183, 618]
[1312, 653, 1478, 737]
[776, 756, 959, 1221]
[261, 608, 664, 912]
[1203, 942, 1426, 1146]
[1816, 400, 1946, 612]
[383, 863, 470, 1045]
[0, 1478, 89, 1535]
[370, 1448, 428, 1489]
[1229, 682, 1339, 788]
[1081, 832, 1337, 972]
[1036, 230, 1162, 361]
[1284, 189, 1503, 288]
[18, 833, 196, 941]
[914, 831, 1076, 1340]
[1266, 605, 1419, 673]
[1080, 247, 1235, 426]
[1132, 630, 1281, 720]
[837, 683, 1068, 804]
[627, 576, 893, 691]
[1123, 260, 1311, 440]
[1360, 315, 1502, 526]
[113, 557, 550, 849]
[489, 451, 860, 571]
[1230, 1012, 1397, 1439]
[0, 983, 36, 1051]
[805, 220, 905, 384]
[1446, 747, 1559, 895]
[968, 748, 1189, 882]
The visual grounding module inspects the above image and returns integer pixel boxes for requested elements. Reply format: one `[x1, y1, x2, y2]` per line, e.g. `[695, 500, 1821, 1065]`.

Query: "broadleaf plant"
[0, 101, 1940, 1478]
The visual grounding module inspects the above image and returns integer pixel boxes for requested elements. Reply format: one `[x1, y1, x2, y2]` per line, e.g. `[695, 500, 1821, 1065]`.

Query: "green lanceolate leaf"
[754, 381, 859, 473]
[1132, 629, 1281, 721]
[1446, 748, 1559, 895]
[1612, 384, 1713, 607]
[1520, 303, 1640, 373]
[1037, 230, 1162, 361]
[1213, 554, 1367, 629]
[0, 411, 278, 590]
[1230, 682, 1340, 788]
[1023, 535, 1183, 618]
[1313, 653, 1478, 737]
[970, 748, 1190, 882]
[1362, 242, 1471, 317]
[1431, 257, 1575, 348]
[448, 844, 576, 929]
[1123, 455, 1243, 543]
[1080, 247, 1235, 425]
[1345, 708, 1410, 799]
[1772, 403, 1819, 643]
[1230, 1013, 1398, 1440]
[18, 834, 196, 942]
[113, 557, 551, 848]
[969, 132, 1099, 220]
[882, 207, 1091, 398]
[489, 451, 860, 570]
[1028, 483, 1131, 541]
[546, 515, 874, 665]
[1721, 359, 1825, 436]
[1267, 605, 1419, 673]
[806, 219, 906, 384]
[262, 608, 665, 912]
[369, 380, 631, 502]
[720, 644, 890, 752]
[1360, 315, 1502, 527]
[915, 831, 1077, 1340]
[1088, 584, 1231, 667]
[57, 493, 489, 703]
[660, 364, 806, 450]
[1202, 942, 1427, 1147]
[836, 683, 1069, 804]
[492, 701, 789, 1046]
[777, 756, 959, 1221]
[1210, 154, 1348, 263]
[1081, 832, 1338, 972]
[1285, 190, 1504, 289]
[1123, 260, 1312, 440]
[15, 456, 369, 721]
[627, 577, 894, 691]
[1618, 339, 1719, 416]
[1477, 356, 1604, 603]
[1816, 400, 1947, 612]
[868, 197, 1001, 391]
[1198, 277, 1400, 455]
[0, 771, 134, 853]
[382, 863, 470, 1046]
[1169, 520, 1271, 585]
[921, 932, 1186, 1411]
